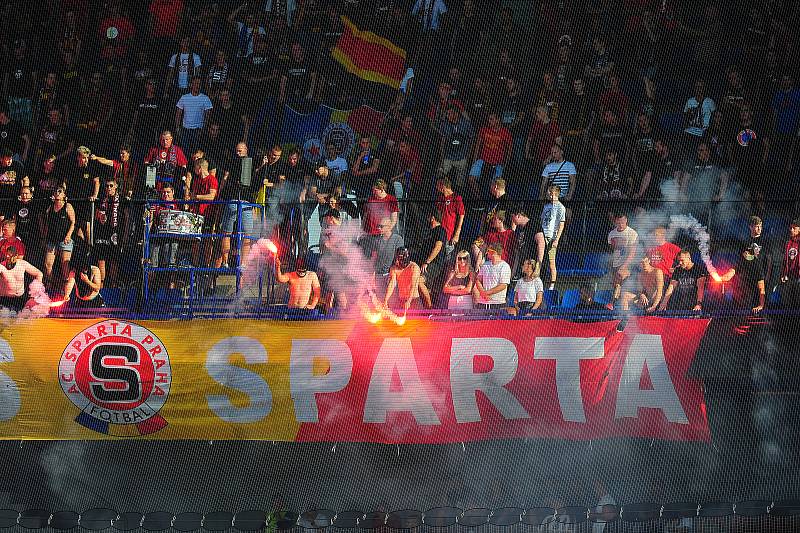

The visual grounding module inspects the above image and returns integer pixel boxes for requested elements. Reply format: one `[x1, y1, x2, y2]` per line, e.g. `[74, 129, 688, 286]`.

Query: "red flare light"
[265, 240, 278, 255]
[49, 300, 68, 308]
[710, 271, 722, 283]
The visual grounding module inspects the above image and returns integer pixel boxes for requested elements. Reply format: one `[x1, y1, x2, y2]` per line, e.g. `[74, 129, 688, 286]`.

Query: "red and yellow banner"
[0, 318, 710, 441]
[332, 16, 406, 88]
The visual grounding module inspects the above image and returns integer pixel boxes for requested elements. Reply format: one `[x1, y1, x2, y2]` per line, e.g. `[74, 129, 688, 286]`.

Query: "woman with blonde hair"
[510, 258, 544, 316]
[442, 250, 475, 310]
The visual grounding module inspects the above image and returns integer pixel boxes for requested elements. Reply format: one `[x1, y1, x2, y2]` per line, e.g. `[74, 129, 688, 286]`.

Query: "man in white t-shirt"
[176, 76, 213, 156]
[166, 37, 202, 96]
[473, 242, 511, 309]
[607, 212, 638, 309]
[324, 142, 349, 179]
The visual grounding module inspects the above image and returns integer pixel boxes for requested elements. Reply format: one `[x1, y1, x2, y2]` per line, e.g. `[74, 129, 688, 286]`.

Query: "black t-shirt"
[65, 162, 101, 200]
[512, 222, 536, 279]
[0, 119, 25, 155]
[38, 123, 72, 159]
[643, 157, 675, 200]
[732, 256, 764, 307]
[221, 155, 256, 203]
[5, 55, 34, 97]
[729, 121, 766, 175]
[283, 57, 315, 100]
[60, 64, 83, 107]
[669, 262, 708, 310]
[134, 95, 165, 145]
[210, 105, 244, 139]
[596, 123, 625, 159]
[13, 199, 39, 244]
[419, 225, 447, 268]
[0, 160, 25, 200]
[739, 233, 771, 278]
[633, 128, 657, 172]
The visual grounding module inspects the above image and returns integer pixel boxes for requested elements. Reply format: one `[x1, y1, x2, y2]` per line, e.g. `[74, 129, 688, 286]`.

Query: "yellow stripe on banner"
[339, 16, 406, 59]
[331, 48, 401, 89]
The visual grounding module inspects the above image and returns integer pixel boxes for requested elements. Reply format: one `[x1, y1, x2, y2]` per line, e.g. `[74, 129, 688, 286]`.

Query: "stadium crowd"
[0, 0, 798, 314]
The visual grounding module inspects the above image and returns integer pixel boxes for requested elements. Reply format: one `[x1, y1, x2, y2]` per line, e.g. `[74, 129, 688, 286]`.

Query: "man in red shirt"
[468, 111, 512, 189]
[362, 179, 399, 236]
[435, 177, 464, 247]
[144, 130, 189, 197]
[186, 157, 217, 268]
[645, 225, 680, 281]
[779, 219, 800, 307]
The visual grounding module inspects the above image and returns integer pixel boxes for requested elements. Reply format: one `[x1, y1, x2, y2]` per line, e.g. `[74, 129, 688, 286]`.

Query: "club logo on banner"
[302, 137, 323, 164]
[322, 122, 355, 159]
[58, 320, 172, 437]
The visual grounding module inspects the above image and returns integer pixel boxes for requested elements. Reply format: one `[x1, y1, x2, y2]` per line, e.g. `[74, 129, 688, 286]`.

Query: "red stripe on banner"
[294, 318, 710, 444]
[333, 22, 405, 84]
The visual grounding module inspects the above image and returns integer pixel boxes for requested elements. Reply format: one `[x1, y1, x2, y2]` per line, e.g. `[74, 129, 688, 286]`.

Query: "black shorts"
[0, 295, 26, 312]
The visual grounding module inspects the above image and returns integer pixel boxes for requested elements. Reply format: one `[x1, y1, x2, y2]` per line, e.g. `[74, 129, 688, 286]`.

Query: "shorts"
[221, 203, 255, 236]
[544, 237, 558, 261]
[47, 239, 74, 253]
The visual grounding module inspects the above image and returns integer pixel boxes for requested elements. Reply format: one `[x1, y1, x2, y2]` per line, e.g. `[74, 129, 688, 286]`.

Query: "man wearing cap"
[275, 254, 320, 310]
[473, 242, 511, 310]
[384, 247, 421, 312]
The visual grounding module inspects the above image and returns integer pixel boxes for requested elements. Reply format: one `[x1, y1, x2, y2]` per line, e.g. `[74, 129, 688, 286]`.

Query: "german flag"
[331, 16, 406, 89]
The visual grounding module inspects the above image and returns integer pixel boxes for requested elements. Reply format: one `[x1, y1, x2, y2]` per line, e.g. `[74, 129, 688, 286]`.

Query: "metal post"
[236, 200, 243, 296]
[89, 200, 95, 246]
[143, 202, 151, 311]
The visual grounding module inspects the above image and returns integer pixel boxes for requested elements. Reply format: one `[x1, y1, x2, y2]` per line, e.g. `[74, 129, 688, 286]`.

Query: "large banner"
[0, 318, 710, 442]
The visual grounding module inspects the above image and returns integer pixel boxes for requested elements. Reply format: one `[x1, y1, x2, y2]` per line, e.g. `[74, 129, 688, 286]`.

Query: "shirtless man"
[0, 245, 43, 311]
[621, 255, 664, 312]
[275, 255, 321, 310]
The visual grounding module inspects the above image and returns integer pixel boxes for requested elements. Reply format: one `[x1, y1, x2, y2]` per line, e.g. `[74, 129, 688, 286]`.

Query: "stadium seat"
[555, 252, 581, 276]
[543, 289, 559, 308]
[582, 253, 608, 277]
[155, 288, 183, 306]
[560, 289, 580, 309]
[99, 288, 122, 308]
[593, 290, 612, 306]
[769, 289, 781, 306]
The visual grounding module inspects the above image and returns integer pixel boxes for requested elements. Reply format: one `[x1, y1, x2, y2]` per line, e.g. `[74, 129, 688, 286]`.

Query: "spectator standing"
[362, 179, 399, 237]
[526, 106, 560, 169]
[91, 145, 139, 201]
[129, 78, 166, 160]
[720, 245, 766, 313]
[175, 76, 213, 156]
[228, 3, 267, 60]
[473, 242, 511, 310]
[165, 37, 202, 101]
[0, 149, 27, 220]
[417, 211, 447, 308]
[608, 213, 638, 310]
[683, 79, 716, 159]
[539, 144, 576, 201]
[65, 146, 100, 242]
[144, 130, 189, 197]
[467, 111, 511, 200]
[443, 249, 475, 310]
[0, 103, 31, 163]
[439, 105, 474, 192]
[681, 142, 727, 224]
[535, 185, 566, 290]
[779, 219, 800, 308]
[42, 186, 75, 291]
[740, 216, 773, 287]
[434, 177, 464, 252]
[3, 39, 36, 130]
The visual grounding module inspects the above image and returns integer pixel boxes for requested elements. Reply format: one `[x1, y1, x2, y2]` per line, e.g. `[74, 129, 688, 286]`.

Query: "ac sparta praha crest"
[59, 321, 172, 436]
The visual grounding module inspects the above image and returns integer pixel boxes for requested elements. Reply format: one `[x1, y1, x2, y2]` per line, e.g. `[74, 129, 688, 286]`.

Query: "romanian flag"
[332, 16, 406, 89]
